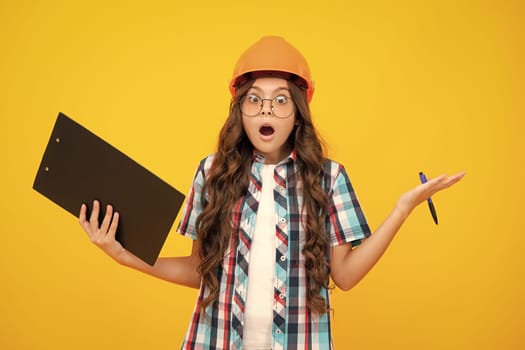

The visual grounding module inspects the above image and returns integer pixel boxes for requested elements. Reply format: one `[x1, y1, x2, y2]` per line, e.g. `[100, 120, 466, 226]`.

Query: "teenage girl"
[79, 36, 465, 349]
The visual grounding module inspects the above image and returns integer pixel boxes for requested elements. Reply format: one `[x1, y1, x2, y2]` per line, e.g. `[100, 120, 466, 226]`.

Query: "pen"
[419, 172, 438, 225]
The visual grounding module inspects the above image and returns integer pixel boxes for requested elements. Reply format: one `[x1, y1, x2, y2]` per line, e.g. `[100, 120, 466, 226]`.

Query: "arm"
[79, 200, 201, 289]
[330, 172, 465, 291]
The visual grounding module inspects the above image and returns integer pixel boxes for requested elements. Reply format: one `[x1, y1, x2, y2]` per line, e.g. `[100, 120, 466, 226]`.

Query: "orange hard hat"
[229, 36, 315, 102]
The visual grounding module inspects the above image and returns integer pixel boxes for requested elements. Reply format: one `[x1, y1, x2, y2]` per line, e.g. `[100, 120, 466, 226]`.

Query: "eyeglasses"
[240, 93, 295, 119]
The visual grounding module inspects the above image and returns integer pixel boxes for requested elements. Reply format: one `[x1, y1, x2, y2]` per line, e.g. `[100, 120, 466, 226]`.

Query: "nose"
[260, 99, 273, 116]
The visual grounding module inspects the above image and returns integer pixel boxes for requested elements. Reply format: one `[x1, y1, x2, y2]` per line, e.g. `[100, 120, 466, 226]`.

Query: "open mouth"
[259, 126, 275, 136]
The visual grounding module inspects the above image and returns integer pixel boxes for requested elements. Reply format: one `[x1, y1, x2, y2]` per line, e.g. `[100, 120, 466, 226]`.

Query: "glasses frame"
[240, 94, 295, 119]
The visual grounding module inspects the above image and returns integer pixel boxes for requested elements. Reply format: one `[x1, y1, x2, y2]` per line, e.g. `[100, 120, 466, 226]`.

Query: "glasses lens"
[271, 95, 294, 118]
[241, 94, 262, 117]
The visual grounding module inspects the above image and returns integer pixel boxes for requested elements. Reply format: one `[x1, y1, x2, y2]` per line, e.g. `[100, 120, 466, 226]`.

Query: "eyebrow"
[248, 85, 291, 95]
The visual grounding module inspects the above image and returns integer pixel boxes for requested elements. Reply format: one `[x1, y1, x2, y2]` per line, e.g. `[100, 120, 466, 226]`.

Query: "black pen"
[419, 172, 438, 225]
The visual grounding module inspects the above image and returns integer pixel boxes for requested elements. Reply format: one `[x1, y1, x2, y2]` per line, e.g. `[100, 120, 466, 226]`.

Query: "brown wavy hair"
[195, 76, 331, 314]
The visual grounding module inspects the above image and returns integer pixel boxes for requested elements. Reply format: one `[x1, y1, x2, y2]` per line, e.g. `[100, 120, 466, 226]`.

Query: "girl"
[79, 36, 465, 349]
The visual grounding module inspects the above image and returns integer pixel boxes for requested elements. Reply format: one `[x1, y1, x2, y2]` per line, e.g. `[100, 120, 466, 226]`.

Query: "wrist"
[114, 247, 129, 266]
[116, 248, 151, 272]
[394, 200, 413, 221]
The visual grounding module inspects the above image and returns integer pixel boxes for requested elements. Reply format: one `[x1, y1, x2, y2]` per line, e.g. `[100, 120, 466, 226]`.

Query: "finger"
[448, 171, 466, 184]
[79, 203, 90, 232]
[417, 174, 445, 196]
[437, 172, 466, 190]
[107, 212, 119, 239]
[427, 172, 466, 196]
[89, 200, 100, 232]
[427, 174, 447, 186]
[79, 203, 87, 224]
[99, 205, 114, 235]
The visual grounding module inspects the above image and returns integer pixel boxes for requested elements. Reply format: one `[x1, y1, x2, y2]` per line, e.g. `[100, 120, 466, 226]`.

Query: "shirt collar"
[253, 149, 297, 165]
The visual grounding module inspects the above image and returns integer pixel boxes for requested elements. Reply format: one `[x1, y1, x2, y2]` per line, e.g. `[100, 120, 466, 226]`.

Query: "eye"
[246, 94, 261, 104]
[274, 95, 289, 104]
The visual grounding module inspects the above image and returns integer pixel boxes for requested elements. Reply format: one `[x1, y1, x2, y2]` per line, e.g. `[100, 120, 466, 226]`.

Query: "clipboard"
[33, 112, 186, 266]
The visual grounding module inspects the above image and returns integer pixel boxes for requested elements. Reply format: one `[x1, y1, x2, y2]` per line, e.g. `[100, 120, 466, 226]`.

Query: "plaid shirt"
[177, 151, 370, 349]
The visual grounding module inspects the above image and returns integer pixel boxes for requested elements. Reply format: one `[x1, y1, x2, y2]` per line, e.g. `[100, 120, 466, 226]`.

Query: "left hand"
[396, 172, 466, 218]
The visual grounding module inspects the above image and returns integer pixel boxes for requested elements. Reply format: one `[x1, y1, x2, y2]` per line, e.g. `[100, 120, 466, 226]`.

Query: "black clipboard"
[33, 112, 185, 266]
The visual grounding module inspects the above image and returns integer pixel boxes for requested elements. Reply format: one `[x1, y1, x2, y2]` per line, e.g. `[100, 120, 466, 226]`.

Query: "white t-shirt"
[243, 164, 276, 349]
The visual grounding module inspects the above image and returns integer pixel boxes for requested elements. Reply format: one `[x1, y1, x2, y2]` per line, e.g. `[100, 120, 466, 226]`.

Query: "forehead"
[250, 77, 290, 93]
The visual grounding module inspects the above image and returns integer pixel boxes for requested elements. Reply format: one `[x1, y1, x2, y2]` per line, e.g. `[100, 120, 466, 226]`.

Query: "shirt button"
[280, 256, 286, 262]
[279, 217, 286, 224]
[279, 293, 285, 299]
[275, 329, 282, 335]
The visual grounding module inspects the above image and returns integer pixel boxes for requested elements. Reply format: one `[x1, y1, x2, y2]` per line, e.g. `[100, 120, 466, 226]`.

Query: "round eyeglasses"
[240, 94, 295, 119]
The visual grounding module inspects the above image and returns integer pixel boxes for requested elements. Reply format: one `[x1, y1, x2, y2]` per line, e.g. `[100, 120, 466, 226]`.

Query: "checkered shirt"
[177, 151, 370, 349]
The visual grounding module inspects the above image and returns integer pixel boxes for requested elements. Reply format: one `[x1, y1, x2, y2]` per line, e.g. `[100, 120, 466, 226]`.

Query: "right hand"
[79, 200, 125, 263]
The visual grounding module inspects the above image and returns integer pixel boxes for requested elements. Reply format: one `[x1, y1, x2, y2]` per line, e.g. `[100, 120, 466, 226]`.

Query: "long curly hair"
[195, 77, 331, 314]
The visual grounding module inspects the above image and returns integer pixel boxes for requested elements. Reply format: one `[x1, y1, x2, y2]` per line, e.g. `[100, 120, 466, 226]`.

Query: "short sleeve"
[177, 155, 214, 240]
[325, 161, 371, 247]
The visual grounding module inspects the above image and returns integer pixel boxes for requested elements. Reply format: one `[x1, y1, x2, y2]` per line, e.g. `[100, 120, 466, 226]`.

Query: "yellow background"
[2, 0, 524, 349]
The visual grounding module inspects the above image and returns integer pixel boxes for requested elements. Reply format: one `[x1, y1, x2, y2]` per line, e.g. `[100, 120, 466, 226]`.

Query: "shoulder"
[322, 158, 345, 179]
[321, 158, 352, 192]
[196, 153, 216, 173]
[188, 154, 216, 184]
[323, 158, 343, 172]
